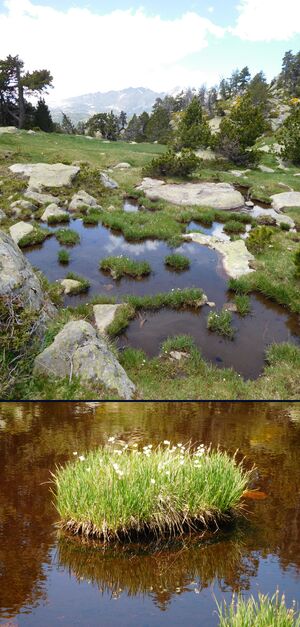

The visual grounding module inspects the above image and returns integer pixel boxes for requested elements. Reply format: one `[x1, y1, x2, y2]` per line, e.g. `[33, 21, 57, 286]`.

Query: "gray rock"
[245, 200, 254, 207]
[9, 163, 80, 191]
[60, 279, 81, 294]
[184, 233, 254, 279]
[138, 178, 244, 210]
[0, 126, 18, 134]
[195, 148, 218, 161]
[9, 221, 34, 244]
[271, 192, 300, 211]
[208, 117, 222, 133]
[258, 165, 275, 173]
[11, 199, 38, 213]
[33, 320, 136, 399]
[41, 204, 69, 222]
[69, 190, 99, 212]
[243, 205, 295, 228]
[0, 209, 6, 223]
[0, 230, 56, 316]
[93, 304, 122, 335]
[24, 190, 61, 206]
[27, 129, 36, 135]
[230, 169, 250, 177]
[114, 162, 131, 169]
[223, 302, 238, 313]
[100, 172, 119, 189]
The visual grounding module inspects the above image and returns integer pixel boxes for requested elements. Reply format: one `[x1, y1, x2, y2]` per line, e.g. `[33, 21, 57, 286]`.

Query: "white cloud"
[0, 0, 224, 101]
[233, 0, 300, 41]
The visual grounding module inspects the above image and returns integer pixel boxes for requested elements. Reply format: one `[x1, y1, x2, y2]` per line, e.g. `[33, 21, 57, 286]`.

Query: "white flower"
[73, 451, 78, 456]
[132, 443, 138, 448]
[78, 455, 85, 461]
[86, 467, 91, 473]
[113, 463, 120, 471]
[179, 460, 184, 465]
[163, 440, 170, 445]
[108, 437, 115, 443]
[150, 478, 156, 485]
[114, 449, 123, 455]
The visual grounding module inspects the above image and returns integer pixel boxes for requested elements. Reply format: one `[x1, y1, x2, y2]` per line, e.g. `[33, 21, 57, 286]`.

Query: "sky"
[0, 0, 300, 103]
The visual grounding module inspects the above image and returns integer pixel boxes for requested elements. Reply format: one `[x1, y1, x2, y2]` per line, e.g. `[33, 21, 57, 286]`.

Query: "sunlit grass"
[54, 442, 250, 542]
[216, 591, 300, 627]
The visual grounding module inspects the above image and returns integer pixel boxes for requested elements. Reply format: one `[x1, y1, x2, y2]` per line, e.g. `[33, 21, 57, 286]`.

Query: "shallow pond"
[0, 401, 300, 626]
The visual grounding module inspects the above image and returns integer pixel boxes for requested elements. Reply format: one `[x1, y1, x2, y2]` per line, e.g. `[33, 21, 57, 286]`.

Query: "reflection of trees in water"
[57, 531, 258, 611]
[0, 400, 300, 618]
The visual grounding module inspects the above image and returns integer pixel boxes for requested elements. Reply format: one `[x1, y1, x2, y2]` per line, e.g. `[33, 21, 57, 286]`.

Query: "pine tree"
[177, 97, 211, 149]
[34, 98, 53, 132]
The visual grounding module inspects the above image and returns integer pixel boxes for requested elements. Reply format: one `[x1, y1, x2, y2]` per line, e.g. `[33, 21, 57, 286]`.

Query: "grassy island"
[100, 255, 151, 279]
[54, 442, 250, 542]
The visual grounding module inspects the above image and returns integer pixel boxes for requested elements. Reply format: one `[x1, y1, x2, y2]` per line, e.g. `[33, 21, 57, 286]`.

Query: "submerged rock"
[0, 230, 56, 317]
[9, 221, 34, 244]
[69, 190, 100, 212]
[9, 163, 80, 191]
[184, 233, 254, 279]
[271, 191, 300, 211]
[33, 320, 136, 399]
[138, 178, 244, 210]
[93, 304, 122, 335]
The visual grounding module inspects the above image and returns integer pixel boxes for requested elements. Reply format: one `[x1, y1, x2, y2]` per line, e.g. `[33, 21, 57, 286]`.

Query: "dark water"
[0, 401, 300, 626]
[118, 294, 300, 379]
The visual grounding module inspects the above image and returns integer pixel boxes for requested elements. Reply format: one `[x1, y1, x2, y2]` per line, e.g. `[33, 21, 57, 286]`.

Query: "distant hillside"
[50, 87, 166, 124]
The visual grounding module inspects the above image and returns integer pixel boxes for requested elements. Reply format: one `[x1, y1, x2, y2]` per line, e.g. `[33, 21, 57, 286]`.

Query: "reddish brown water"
[0, 402, 300, 626]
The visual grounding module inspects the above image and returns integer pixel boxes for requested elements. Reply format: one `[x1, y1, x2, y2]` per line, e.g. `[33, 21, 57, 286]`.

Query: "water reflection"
[0, 402, 300, 625]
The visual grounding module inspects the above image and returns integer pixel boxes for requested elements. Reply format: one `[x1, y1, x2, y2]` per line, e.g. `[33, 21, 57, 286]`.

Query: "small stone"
[245, 200, 254, 207]
[9, 221, 34, 244]
[69, 190, 100, 212]
[258, 165, 275, 173]
[93, 304, 122, 335]
[100, 172, 119, 189]
[61, 279, 81, 294]
[41, 204, 69, 222]
[207, 301, 216, 307]
[223, 302, 238, 313]
[170, 350, 189, 361]
[114, 162, 131, 169]
[24, 191, 61, 206]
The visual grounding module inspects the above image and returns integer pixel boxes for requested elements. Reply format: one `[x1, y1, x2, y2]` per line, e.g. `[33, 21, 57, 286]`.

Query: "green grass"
[217, 591, 300, 627]
[53, 442, 250, 541]
[18, 227, 50, 248]
[65, 272, 90, 294]
[223, 220, 246, 235]
[82, 214, 100, 225]
[161, 335, 196, 354]
[58, 249, 70, 264]
[47, 213, 70, 224]
[55, 228, 80, 246]
[165, 253, 190, 271]
[100, 255, 151, 279]
[125, 288, 206, 311]
[234, 294, 251, 316]
[207, 310, 236, 339]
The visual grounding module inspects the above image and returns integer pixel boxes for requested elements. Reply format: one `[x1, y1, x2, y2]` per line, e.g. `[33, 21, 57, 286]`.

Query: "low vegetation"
[144, 149, 201, 178]
[234, 294, 251, 316]
[207, 310, 236, 339]
[164, 253, 190, 271]
[100, 255, 151, 279]
[58, 249, 70, 264]
[223, 220, 246, 235]
[47, 213, 70, 225]
[65, 272, 90, 294]
[217, 591, 300, 627]
[54, 442, 250, 541]
[18, 227, 50, 248]
[55, 228, 80, 246]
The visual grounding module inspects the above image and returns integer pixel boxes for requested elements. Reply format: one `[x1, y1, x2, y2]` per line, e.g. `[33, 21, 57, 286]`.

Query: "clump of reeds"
[53, 441, 251, 543]
[216, 591, 300, 627]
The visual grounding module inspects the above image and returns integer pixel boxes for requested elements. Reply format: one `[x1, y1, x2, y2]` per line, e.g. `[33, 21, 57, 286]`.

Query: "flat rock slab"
[243, 206, 295, 228]
[61, 279, 81, 294]
[9, 221, 33, 244]
[271, 192, 300, 211]
[0, 230, 56, 317]
[184, 233, 254, 279]
[93, 304, 122, 335]
[10, 199, 37, 213]
[69, 190, 99, 211]
[9, 163, 80, 191]
[41, 204, 69, 222]
[114, 162, 131, 169]
[24, 190, 61, 206]
[138, 178, 244, 210]
[258, 165, 275, 173]
[33, 320, 135, 399]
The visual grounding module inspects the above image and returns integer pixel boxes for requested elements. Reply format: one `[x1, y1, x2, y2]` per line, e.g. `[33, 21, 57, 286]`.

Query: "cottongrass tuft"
[53, 441, 251, 543]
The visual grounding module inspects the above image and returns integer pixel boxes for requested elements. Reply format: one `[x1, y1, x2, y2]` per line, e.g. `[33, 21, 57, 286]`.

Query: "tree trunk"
[16, 60, 25, 129]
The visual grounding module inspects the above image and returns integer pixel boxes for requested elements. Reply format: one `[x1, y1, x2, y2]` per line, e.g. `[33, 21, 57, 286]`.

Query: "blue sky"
[0, 0, 299, 101]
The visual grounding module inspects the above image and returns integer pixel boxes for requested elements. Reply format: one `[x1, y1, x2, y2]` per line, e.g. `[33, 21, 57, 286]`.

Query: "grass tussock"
[100, 255, 151, 279]
[58, 249, 70, 264]
[165, 253, 190, 271]
[207, 309, 236, 339]
[54, 442, 250, 542]
[55, 228, 80, 246]
[18, 227, 50, 248]
[217, 591, 300, 627]
[65, 272, 90, 294]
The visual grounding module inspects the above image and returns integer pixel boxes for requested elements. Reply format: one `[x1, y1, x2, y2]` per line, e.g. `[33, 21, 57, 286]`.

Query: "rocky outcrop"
[184, 233, 254, 279]
[9, 221, 34, 244]
[24, 190, 61, 206]
[9, 163, 80, 191]
[0, 230, 56, 317]
[93, 304, 122, 335]
[41, 204, 69, 222]
[271, 192, 300, 211]
[33, 320, 135, 399]
[243, 206, 295, 229]
[69, 190, 100, 212]
[100, 172, 119, 189]
[11, 199, 38, 214]
[0, 126, 18, 134]
[138, 178, 244, 210]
